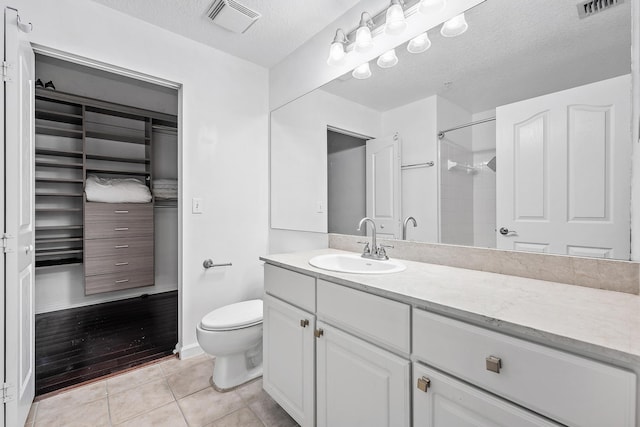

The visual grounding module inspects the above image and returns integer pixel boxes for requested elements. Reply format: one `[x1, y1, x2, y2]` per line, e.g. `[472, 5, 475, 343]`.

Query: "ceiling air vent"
[206, 0, 261, 33]
[576, 0, 624, 19]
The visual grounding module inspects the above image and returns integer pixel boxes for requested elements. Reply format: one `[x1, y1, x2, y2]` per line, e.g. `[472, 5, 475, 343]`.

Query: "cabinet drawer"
[85, 202, 153, 221]
[264, 264, 315, 312]
[317, 280, 410, 354]
[85, 266, 154, 295]
[413, 309, 636, 427]
[85, 236, 153, 258]
[85, 220, 153, 239]
[85, 254, 153, 276]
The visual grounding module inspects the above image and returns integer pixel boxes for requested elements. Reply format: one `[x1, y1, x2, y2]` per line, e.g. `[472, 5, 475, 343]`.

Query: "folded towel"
[85, 175, 152, 203]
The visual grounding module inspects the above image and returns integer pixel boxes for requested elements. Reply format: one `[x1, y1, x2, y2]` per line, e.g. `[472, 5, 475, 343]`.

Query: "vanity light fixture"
[327, 29, 347, 66]
[352, 62, 372, 79]
[441, 13, 468, 37]
[355, 12, 375, 53]
[418, 0, 446, 15]
[385, 0, 407, 36]
[407, 32, 431, 53]
[377, 49, 399, 68]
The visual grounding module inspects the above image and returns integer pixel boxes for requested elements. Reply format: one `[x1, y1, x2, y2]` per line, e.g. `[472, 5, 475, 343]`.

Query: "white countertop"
[261, 248, 640, 365]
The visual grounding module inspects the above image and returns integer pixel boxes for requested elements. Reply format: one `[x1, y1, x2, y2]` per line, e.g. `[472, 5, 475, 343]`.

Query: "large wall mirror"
[270, 0, 633, 260]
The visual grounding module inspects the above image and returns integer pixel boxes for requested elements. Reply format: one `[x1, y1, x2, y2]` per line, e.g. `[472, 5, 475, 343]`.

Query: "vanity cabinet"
[413, 363, 559, 426]
[413, 309, 637, 427]
[263, 265, 316, 426]
[316, 321, 410, 427]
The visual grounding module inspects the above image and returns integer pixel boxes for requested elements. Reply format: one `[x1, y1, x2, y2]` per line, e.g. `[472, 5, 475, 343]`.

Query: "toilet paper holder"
[203, 259, 232, 269]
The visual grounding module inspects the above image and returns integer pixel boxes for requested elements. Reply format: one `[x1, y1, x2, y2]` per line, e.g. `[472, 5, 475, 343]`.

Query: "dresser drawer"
[85, 266, 154, 295]
[413, 309, 636, 427]
[85, 202, 153, 221]
[85, 220, 153, 239]
[85, 236, 153, 258]
[317, 280, 410, 354]
[85, 254, 153, 276]
[264, 264, 315, 312]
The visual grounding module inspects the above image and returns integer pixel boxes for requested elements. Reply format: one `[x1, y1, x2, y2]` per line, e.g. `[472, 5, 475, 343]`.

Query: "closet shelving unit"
[34, 88, 178, 282]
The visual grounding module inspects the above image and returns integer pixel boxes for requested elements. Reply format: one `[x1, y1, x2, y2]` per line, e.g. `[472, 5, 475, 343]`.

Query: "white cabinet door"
[413, 364, 561, 427]
[263, 295, 315, 427]
[316, 322, 410, 427]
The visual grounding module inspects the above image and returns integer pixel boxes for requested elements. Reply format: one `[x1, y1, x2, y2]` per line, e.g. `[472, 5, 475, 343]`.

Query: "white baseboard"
[178, 342, 204, 359]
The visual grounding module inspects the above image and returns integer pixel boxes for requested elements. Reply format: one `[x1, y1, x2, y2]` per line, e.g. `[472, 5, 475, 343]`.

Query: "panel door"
[496, 75, 631, 258]
[413, 363, 561, 427]
[4, 7, 35, 427]
[316, 322, 410, 427]
[263, 295, 315, 427]
[366, 133, 402, 239]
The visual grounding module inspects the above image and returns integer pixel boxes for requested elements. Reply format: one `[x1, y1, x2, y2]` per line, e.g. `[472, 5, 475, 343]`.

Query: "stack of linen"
[153, 179, 178, 200]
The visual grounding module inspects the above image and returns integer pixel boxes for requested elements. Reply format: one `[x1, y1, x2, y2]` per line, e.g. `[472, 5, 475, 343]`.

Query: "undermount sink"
[308, 253, 406, 274]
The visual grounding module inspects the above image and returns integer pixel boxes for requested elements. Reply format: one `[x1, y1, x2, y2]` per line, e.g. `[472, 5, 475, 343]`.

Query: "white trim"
[178, 342, 205, 360]
[327, 125, 374, 141]
[630, 0, 640, 260]
[30, 43, 181, 90]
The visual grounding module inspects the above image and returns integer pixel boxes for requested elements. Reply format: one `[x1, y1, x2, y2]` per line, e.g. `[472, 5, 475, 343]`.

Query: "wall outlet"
[192, 197, 204, 214]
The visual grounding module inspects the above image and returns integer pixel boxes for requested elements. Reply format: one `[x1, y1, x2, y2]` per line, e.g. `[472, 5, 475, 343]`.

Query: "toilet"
[196, 299, 263, 391]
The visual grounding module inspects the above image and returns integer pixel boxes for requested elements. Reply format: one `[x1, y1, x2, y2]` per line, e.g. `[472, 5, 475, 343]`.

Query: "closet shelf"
[36, 249, 83, 257]
[36, 160, 83, 169]
[35, 208, 83, 212]
[35, 192, 83, 197]
[85, 130, 149, 145]
[35, 258, 83, 269]
[36, 125, 83, 139]
[36, 109, 83, 125]
[36, 237, 83, 244]
[86, 167, 149, 176]
[36, 177, 84, 184]
[35, 148, 83, 158]
[85, 153, 150, 164]
[36, 225, 83, 231]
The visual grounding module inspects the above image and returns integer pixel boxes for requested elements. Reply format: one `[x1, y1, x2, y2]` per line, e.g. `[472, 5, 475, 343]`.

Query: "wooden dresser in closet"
[84, 202, 154, 294]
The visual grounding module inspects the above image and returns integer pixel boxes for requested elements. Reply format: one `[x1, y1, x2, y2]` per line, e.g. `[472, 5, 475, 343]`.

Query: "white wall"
[11, 0, 269, 356]
[270, 89, 382, 235]
[381, 96, 438, 242]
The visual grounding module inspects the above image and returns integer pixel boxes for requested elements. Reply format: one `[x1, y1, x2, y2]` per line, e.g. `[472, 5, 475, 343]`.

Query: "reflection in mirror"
[270, 0, 633, 259]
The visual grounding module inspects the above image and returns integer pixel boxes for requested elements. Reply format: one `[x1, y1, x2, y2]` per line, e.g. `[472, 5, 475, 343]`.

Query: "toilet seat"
[201, 299, 263, 331]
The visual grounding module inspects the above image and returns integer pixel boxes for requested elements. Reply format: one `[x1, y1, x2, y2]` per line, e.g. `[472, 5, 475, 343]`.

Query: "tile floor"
[24, 354, 299, 427]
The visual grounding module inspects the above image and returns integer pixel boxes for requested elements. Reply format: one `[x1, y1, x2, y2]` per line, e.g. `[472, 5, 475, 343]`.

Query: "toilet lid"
[201, 299, 263, 331]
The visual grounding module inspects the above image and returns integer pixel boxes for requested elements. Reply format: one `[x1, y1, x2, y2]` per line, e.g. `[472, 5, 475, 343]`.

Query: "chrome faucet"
[357, 217, 392, 260]
[402, 216, 417, 240]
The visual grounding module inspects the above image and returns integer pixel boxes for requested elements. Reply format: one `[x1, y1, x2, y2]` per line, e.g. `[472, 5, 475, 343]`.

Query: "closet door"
[4, 7, 36, 426]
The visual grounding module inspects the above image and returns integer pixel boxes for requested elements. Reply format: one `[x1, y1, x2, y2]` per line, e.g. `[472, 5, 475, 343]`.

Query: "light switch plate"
[192, 197, 204, 214]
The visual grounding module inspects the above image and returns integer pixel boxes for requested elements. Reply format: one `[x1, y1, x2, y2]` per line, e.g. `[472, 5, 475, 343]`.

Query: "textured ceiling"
[90, 0, 360, 68]
[321, 0, 632, 113]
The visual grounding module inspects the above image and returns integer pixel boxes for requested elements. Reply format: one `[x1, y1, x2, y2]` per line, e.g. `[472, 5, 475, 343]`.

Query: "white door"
[4, 8, 35, 427]
[366, 133, 401, 239]
[262, 295, 315, 427]
[316, 322, 410, 427]
[413, 363, 560, 426]
[496, 75, 631, 258]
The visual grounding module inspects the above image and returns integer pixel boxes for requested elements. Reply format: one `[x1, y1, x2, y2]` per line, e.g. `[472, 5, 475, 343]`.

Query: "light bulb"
[385, 1, 407, 36]
[355, 26, 373, 53]
[327, 29, 347, 66]
[418, 0, 446, 15]
[352, 62, 372, 80]
[377, 49, 398, 68]
[407, 32, 431, 53]
[441, 13, 468, 37]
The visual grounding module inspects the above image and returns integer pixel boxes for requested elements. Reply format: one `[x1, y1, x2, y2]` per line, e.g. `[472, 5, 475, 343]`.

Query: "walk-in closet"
[33, 54, 179, 395]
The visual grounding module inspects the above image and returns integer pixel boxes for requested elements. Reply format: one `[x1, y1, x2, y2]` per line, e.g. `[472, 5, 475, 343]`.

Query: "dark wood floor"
[35, 291, 178, 396]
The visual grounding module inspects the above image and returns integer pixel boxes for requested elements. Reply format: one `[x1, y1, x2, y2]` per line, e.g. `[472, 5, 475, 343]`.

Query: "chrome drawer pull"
[115, 279, 129, 284]
[114, 210, 129, 214]
[486, 356, 502, 374]
[114, 245, 129, 249]
[114, 227, 129, 231]
[300, 319, 309, 328]
[115, 262, 129, 266]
